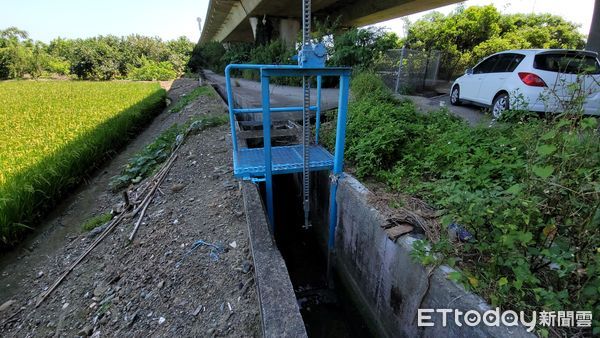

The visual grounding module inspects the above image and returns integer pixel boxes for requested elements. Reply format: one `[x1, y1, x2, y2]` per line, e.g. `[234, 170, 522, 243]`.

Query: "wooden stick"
[36, 137, 183, 307]
[0, 307, 23, 327]
[36, 211, 126, 307]
[128, 154, 177, 241]
[128, 195, 153, 242]
[131, 155, 173, 204]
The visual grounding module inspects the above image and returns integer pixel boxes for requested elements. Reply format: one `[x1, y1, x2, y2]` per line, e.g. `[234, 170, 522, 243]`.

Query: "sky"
[0, 0, 595, 43]
[0, 0, 209, 42]
[373, 0, 596, 37]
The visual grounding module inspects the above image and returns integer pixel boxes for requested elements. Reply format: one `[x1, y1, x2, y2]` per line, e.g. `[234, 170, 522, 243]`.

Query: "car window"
[492, 53, 525, 73]
[473, 55, 500, 74]
[506, 54, 525, 72]
[534, 52, 600, 74]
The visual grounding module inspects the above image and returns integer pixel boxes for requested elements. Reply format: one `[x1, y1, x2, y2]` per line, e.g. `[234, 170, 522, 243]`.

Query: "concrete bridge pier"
[279, 18, 300, 46]
[249, 16, 299, 46]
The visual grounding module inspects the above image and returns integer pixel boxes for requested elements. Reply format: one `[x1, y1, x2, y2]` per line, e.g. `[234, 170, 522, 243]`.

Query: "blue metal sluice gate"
[224, 65, 350, 249]
[224, 0, 350, 250]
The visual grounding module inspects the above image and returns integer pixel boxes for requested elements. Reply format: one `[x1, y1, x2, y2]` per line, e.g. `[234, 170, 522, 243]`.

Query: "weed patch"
[169, 86, 214, 113]
[82, 213, 113, 232]
[325, 72, 600, 335]
[110, 115, 228, 190]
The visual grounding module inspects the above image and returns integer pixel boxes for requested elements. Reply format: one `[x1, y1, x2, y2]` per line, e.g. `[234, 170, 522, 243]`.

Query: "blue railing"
[225, 63, 351, 250]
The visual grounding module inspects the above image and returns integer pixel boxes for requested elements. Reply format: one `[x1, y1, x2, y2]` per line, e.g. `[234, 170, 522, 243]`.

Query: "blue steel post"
[261, 72, 275, 231]
[328, 74, 350, 249]
[225, 65, 238, 156]
[315, 75, 322, 144]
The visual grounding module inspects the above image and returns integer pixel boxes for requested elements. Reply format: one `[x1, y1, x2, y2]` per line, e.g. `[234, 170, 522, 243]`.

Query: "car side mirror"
[465, 68, 473, 75]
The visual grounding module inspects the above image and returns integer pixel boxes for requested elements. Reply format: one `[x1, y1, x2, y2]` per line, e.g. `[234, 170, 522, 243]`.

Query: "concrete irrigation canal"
[0, 72, 536, 337]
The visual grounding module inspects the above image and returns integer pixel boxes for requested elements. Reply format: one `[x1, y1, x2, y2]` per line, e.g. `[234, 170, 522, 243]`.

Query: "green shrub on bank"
[350, 71, 394, 102]
[110, 114, 228, 191]
[332, 72, 600, 334]
[129, 59, 177, 81]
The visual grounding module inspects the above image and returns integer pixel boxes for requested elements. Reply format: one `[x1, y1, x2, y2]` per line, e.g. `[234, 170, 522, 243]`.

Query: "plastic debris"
[448, 222, 473, 242]
[176, 240, 225, 267]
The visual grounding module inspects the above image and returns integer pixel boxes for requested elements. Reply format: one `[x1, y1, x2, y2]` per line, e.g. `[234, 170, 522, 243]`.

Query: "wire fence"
[375, 48, 465, 95]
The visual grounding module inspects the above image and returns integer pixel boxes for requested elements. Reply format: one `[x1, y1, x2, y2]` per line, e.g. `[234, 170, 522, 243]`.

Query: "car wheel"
[492, 93, 509, 119]
[450, 86, 461, 106]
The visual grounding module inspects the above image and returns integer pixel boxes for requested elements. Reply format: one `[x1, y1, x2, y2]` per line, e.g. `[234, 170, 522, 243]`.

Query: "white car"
[450, 49, 600, 117]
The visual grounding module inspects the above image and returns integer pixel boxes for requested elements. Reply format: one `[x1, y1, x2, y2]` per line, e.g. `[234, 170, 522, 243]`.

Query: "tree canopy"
[402, 5, 586, 78]
[0, 27, 194, 80]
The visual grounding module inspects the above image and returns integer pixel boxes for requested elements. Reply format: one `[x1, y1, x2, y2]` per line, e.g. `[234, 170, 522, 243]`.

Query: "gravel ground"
[395, 93, 491, 126]
[0, 80, 261, 337]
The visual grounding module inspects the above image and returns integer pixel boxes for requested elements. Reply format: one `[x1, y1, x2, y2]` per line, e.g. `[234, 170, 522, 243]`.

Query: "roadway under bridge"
[200, 0, 462, 45]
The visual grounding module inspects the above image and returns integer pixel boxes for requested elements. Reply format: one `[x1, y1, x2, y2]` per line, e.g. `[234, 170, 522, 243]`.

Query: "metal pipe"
[395, 46, 405, 94]
[328, 74, 350, 249]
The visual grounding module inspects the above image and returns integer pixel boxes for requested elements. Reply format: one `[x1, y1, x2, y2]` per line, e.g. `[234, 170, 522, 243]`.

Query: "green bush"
[45, 56, 70, 76]
[190, 25, 400, 80]
[350, 71, 394, 102]
[129, 59, 177, 81]
[332, 72, 600, 334]
[188, 41, 227, 73]
[328, 27, 400, 69]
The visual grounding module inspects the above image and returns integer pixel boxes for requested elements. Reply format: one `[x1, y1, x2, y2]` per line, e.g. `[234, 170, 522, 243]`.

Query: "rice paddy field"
[0, 81, 166, 246]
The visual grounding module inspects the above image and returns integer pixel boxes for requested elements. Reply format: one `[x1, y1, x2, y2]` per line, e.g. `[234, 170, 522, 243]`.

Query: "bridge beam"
[327, 0, 462, 26]
[202, 0, 463, 44]
[213, 0, 262, 42]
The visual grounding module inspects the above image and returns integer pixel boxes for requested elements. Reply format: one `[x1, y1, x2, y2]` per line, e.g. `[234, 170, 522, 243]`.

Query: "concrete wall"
[331, 174, 535, 338]
[242, 177, 308, 338]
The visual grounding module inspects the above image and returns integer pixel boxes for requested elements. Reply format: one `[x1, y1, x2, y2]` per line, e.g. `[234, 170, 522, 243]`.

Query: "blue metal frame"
[225, 63, 350, 249]
[233, 106, 317, 114]
[233, 145, 334, 177]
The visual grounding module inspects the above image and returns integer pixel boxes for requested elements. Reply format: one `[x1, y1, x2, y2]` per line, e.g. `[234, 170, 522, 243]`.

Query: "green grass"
[0, 80, 166, 246]
[169, 86, 214, 113]
[82, 212, 113, 231]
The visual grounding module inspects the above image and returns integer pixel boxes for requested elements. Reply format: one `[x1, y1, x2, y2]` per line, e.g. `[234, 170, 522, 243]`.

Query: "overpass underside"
[200, 0, 462, 44]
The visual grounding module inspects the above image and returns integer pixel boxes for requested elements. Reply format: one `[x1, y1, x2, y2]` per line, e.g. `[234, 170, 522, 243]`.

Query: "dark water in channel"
[267, 174, 374, 338]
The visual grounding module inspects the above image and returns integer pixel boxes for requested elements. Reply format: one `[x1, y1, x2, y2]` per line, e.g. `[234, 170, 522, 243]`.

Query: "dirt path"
[0, 79, 260, 337]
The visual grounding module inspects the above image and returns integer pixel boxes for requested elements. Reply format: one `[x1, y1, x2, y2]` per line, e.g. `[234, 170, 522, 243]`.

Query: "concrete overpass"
[200, 0, 462, 44]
